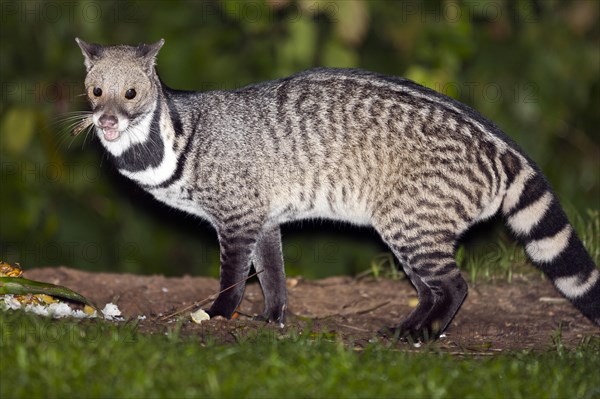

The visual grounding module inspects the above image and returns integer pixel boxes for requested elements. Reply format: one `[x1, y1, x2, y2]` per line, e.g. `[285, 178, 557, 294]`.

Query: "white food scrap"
[191, 308, 210, 324]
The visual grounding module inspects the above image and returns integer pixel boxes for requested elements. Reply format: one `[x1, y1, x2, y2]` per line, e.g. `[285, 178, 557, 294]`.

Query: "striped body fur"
[76, 39, 599, 339]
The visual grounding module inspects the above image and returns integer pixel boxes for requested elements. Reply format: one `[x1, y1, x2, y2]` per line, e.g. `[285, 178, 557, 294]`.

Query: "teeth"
[102, 128, 120, 141]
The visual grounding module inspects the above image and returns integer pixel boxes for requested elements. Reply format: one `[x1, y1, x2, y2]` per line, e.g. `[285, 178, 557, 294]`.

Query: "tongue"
[103, 128, 120, 141]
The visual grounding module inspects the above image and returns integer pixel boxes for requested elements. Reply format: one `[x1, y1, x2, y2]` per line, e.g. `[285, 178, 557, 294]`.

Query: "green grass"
[1, 311, 599, 399]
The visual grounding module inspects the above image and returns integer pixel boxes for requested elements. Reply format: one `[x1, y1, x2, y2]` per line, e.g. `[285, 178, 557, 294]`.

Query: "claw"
[378, 325, 439, 342]
[252, 313, 285, 328]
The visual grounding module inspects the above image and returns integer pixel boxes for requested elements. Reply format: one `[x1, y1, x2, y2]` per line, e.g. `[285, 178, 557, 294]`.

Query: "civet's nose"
[99, 114, 118, 128]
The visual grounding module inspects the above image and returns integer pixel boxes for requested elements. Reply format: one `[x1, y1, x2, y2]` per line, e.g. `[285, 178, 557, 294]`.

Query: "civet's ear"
[136, 38, 165, 59]
[75, 38, 103, 72]
[136, 39, 165, 74]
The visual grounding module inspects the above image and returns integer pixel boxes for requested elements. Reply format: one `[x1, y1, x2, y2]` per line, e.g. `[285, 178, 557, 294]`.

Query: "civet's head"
[76, 38, 164, 150]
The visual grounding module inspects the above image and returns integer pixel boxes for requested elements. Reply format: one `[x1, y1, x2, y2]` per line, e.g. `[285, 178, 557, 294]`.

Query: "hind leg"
[252, 226, 287, 324]
[377, 228, 468, 340]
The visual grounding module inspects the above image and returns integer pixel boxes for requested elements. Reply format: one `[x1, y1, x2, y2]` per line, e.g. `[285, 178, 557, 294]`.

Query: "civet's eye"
[93, 87, 102, 97]
[125, 89, 136, 100]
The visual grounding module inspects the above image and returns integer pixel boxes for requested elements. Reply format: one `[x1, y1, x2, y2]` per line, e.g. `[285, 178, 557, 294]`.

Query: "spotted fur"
[76, 38, 599, 339]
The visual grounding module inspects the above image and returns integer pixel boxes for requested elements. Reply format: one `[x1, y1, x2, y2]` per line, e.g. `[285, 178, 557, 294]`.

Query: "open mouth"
[102, 128, 120, 141]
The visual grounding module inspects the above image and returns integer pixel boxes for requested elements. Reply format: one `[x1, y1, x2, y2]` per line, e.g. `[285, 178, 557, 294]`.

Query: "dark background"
[0, 0, 598, 278]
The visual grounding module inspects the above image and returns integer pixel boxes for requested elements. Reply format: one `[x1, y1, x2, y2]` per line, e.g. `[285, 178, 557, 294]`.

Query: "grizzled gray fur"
[75, 38, 599, 339]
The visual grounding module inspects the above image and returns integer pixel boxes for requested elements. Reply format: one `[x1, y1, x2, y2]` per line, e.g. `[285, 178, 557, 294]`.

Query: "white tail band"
[555, 269, 600, 299]
[508, 191, 552, 235]
[525, 225, 572, 263]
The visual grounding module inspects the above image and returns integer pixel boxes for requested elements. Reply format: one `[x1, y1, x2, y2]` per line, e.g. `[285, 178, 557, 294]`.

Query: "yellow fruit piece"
[38, 294, 57, 304]
[0, 260, 24, 277]
[408, 298, 419, 308]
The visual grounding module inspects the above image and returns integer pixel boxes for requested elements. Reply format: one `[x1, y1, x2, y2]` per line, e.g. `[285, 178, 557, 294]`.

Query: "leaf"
[0, 277, 99, 311]
[0, 107, 36, 154]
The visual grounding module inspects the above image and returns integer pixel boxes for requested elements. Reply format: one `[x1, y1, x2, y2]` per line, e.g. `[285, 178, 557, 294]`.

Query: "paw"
[251, 314, 270, 322]
[378, 325, 440, 342]
[205, 305, 233, 319]
[251, 314, 284, 328]
[252, 305, 286, 327]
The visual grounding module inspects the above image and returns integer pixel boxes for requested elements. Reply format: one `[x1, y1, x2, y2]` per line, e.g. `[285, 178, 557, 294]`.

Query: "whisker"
[82, 124, 95, 150]
[51, 112, 93, 136]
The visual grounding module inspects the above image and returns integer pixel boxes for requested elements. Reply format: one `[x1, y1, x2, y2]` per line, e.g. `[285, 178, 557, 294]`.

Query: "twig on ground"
[159, 270, 263, 321]
[340, 300, 391, 316]
[337, 323, 370, 332]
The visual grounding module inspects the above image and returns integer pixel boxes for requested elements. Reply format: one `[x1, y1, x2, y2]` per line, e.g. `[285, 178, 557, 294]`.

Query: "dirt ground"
[24, 267, 599, 352]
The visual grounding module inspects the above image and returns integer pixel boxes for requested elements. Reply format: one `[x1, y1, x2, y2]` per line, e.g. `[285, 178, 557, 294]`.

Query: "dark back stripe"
[482, 143, 499, 194]
[299, 68, 538, 172]
[370, 70, 525, 151]
[499, 150, 521, 189]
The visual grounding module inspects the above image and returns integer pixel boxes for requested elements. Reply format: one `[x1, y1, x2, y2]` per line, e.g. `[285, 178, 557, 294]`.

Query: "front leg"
[252, 226, 287, 324]
[207, 228, 258, 319]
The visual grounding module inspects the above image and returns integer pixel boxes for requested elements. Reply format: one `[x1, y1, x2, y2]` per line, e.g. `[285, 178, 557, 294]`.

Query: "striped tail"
[501, 163, 600, 326]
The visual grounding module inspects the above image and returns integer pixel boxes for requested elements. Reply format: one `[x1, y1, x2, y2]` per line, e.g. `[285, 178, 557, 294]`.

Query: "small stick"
[337, 323, 370, 332]
[339, 300, 391, 316]
[159, 270, 263, 321]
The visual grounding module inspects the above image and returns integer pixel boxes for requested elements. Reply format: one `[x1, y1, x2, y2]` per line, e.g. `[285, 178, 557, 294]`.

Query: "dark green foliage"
[0, 0, 598, 276]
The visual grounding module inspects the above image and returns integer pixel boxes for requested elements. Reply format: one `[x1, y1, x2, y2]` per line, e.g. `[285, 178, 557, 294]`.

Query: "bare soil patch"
[25, 267, 598, 351]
